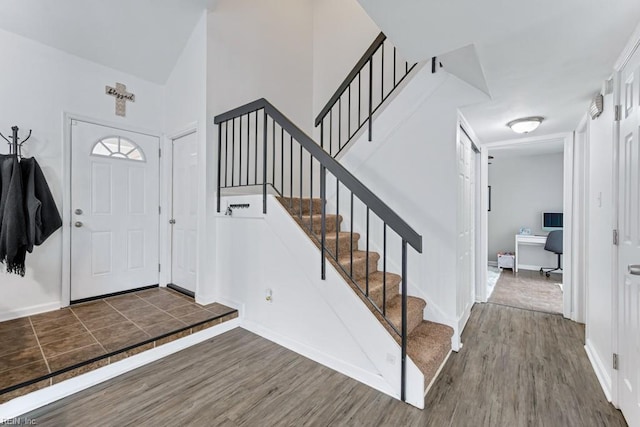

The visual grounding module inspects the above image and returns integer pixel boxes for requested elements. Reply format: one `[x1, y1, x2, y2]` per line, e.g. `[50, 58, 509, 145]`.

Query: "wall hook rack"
[0, 126, 32, 158]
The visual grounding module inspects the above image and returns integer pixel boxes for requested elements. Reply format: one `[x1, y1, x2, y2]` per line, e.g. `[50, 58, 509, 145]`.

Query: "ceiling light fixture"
[506, 116, 544, 134]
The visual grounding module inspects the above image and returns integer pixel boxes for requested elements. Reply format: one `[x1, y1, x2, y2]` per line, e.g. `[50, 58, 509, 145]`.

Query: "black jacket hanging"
[0, 155, 61, 276]
[20, 157, 62, 250]
[0, 154, 28, 275]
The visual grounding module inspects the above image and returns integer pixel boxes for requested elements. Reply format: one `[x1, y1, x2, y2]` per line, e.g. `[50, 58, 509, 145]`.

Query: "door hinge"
[615, 105, 622, 121]
[159, 206, 161, 215]
[158, 264, 161, 273]
[159, 148, 162, 158]
[613, 353, 619, 370]
[613, 229, 619, 246]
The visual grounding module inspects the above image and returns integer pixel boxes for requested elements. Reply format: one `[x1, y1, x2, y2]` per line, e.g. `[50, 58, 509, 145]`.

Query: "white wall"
[164, 12, 208, 300]
[0, 28, 164, 320]
[207, 0, 313, 132]
[487, 152, 564, 267]
[311, 0, 379, 120]
[584, 92, 615, 399]
[335, 66, 488, 349]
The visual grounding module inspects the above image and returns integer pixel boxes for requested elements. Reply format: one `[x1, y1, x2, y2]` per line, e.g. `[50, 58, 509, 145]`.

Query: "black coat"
[0, 156, 61, 276]
[0, 155, 27, 275]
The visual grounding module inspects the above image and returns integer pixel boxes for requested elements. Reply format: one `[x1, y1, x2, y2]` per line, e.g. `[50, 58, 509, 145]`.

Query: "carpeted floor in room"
[488, 269, 563, 315]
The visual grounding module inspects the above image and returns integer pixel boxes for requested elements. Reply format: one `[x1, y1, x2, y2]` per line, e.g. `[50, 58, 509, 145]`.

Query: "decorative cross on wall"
[105, 83, 135, 117]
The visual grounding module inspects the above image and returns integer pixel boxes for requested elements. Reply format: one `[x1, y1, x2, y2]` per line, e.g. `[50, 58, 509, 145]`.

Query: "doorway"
[168, 130, 199, 296]
[69, 119, 160, 302]
[482, 136, 571, 317]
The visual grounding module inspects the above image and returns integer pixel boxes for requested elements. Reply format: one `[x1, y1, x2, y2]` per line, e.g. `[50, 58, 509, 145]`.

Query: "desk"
[515, 234, 547, 272]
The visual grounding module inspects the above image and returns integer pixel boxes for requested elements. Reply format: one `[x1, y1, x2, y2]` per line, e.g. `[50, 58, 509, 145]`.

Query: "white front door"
[70, 120, 160, 301]
[618, 47, 640, 425]
[170, 131, 198, 293]
[457, 129, 476, 320]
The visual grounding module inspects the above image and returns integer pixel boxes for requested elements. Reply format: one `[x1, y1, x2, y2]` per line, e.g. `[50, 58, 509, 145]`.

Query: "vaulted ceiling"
[358, 0, 640, 143]
[0, 0, 209, 84]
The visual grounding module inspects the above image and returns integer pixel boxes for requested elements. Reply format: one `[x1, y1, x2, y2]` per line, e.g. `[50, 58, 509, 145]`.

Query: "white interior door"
[170, 131, 198, 293]
[457, 129, 476, 318]
[71, 120, 160, 301]
[618, 47, 640, 425]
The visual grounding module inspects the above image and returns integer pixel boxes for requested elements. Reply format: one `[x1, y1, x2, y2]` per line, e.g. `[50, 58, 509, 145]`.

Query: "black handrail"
[314, 32, 418, 158]
[314, 33, 387, 126]
[214, 98, 422, 253]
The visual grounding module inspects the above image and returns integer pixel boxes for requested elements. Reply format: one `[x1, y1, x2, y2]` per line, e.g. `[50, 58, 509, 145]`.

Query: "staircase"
[278, 196, 453, 391]
[213, 32, 454, 404]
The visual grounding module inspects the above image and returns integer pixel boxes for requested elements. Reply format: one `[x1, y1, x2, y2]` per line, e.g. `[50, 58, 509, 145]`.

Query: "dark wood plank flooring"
[22, 303, 626, 426]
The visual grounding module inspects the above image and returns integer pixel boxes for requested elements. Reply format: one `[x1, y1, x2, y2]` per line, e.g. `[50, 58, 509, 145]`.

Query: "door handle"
[628, 265, 640, 276]
[74, 221, 83, 228]
[169, 219, 176, 225]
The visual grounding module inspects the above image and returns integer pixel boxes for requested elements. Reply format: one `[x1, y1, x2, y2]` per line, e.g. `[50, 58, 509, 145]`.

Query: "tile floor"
[0, 287, 237, 403]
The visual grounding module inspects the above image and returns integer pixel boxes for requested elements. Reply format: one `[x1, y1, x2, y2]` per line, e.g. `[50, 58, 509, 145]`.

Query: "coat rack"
[0, 126, 32, 158]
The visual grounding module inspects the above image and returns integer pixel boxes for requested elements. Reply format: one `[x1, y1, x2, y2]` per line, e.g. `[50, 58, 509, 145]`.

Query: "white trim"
[424, 350, 452, 397]
[585, 340, 613, 402]
[241, 320, 395, 399]
[482, 132, 570, 149]
[166, 123, 200, 298]
[0, 302, 61, 323]
[563, 133, 574, 319]
[458, 112, 484, 341]
[0, 318, 241, 419]
[614, 21, 640, 71]
[167, 123, 198, 141]
[62, 113, 163, 306]
[611, 68, 621, 407]
[518, 264, 550, 272]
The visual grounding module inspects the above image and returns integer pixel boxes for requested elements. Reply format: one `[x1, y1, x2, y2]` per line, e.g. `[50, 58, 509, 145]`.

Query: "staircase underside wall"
[214, 194, 425, 408]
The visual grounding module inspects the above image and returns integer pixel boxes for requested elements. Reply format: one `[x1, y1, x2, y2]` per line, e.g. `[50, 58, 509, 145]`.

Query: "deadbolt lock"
[169, 219, 176, 225]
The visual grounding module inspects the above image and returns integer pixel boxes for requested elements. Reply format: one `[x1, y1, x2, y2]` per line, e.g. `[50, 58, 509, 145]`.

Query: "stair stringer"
[216, 195, 424, 409]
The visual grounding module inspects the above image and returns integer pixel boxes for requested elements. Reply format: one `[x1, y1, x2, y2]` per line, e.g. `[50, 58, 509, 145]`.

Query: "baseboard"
[0, 302, 61, 322]
[488, 261, 498, 267]
[584, 340, 612, 402]
[518, 264, 544, 272]
[241, 320, 394, 398]
[424, 349, 452, 397]
[0, 318, 241, 419]
[451, 303, 472, 352]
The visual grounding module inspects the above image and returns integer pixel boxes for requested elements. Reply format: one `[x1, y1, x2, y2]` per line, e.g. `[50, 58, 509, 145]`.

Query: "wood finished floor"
[23, 303, 626, 426]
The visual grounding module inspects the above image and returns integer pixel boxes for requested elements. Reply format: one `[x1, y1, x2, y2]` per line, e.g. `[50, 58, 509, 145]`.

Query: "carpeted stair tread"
[366, 271, 402, 307]
[278, 197, 324, 216]
[299, 213, 342, 233]
[406, 321, 454, 390]
[385, 295, 426, 335]
[325, 232, 360, 256]
[337, 251, 380, 280]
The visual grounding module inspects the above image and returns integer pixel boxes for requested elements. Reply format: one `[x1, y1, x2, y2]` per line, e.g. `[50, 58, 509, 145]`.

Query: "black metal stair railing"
[315, 32, 417, 158]
[214, 99, 422, 402]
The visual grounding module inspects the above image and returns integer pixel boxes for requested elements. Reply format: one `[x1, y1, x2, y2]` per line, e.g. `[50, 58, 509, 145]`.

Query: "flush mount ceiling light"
[506, 116, 544, 134]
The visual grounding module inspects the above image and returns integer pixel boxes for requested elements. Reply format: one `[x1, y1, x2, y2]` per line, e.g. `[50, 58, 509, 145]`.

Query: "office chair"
[539, 230, 563, 277]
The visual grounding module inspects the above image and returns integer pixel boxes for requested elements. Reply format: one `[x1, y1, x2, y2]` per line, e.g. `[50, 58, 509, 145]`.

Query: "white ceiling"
[0, 0, 209, 84]
[358, 0, 640, 143]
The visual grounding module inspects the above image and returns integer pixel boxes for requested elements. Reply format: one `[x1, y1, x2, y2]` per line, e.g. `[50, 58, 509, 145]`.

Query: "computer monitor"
[542, 212, 563, 231]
